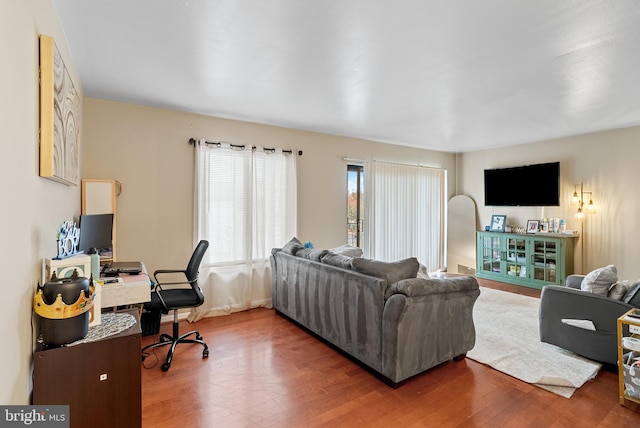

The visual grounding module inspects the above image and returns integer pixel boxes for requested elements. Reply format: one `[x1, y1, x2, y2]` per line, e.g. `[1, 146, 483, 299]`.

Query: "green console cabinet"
[476, 231, 577, 289]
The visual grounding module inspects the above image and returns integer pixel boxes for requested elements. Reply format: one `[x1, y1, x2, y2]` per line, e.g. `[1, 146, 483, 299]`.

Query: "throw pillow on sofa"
[307, 249, 329, 262]
[329, 244, 363, 258]
[295, 248, 313, 258]
[624, 281, 640, 306]
[320, 252, 353, 269]
[351, 257, 419, 285]
[608, 280, 631, 300]
[581, 265, 617, 295]
[417, 263, 430, 279]
[282, 237, 305, 255]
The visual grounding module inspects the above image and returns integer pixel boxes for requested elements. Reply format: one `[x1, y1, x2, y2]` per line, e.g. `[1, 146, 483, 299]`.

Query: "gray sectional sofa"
[270, 241, 480, 385]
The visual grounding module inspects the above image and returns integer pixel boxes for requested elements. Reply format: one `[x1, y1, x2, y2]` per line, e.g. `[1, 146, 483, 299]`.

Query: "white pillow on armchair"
[581, 265, 617, 295]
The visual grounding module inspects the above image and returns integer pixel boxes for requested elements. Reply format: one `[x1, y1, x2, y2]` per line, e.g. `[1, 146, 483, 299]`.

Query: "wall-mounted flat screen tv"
[484, 161, 560, 206]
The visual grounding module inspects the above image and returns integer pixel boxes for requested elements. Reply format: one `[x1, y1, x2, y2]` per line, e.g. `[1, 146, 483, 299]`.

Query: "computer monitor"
[78, 213, 114, 255]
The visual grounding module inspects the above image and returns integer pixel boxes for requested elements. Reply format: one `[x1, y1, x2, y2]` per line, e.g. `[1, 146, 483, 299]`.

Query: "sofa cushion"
[608, 280, 631, 300]
[581, 265, 617, 295]
[282, 237, 305, 255]
[351, 257, 419, 285]
[329, 244, 363, 258]
[624, 281, 640, 306]
[320, 252, 353, 269]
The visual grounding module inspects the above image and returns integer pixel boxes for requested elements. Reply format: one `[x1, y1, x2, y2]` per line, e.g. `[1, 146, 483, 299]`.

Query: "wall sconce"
[573, 183, 596, 220]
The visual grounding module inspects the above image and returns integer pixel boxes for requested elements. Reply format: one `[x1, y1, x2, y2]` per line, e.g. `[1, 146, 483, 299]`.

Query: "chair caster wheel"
[203, 349, 209, 358]
[161, 363, 171, 372]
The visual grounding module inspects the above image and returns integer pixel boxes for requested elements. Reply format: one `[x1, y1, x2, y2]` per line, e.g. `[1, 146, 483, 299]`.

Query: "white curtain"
[190, 141, 297, 321]
[364, 161, 446, 271]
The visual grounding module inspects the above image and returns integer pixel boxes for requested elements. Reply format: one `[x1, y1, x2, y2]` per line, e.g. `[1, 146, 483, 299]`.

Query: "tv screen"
[78, 213, 114, 254]
[484, 162, 560, 206]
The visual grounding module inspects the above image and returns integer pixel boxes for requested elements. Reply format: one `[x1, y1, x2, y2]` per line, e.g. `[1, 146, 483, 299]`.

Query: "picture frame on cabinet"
[490, 215, 506, 232]
[527, 220, 539, 234]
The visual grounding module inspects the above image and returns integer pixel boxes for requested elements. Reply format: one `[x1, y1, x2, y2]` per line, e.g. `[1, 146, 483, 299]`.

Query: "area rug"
[467, 286, 601, 398]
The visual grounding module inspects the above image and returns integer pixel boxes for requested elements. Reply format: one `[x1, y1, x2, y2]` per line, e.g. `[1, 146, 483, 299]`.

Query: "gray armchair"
[539, 275, 640, 365]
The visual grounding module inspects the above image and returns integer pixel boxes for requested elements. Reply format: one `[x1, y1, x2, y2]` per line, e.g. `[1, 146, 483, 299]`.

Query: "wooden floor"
[141, 279, 640, 427]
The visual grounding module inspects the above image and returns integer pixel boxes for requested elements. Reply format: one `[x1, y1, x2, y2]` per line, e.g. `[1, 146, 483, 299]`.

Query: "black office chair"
[141, 240, 209, 371]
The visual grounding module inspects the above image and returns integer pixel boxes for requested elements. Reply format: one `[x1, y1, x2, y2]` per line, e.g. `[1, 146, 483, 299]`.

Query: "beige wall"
[459, 126, 640, 280]
[82, 98, 457, 276]
[83, 101, 640, 283]
[0, 0, 84, 403]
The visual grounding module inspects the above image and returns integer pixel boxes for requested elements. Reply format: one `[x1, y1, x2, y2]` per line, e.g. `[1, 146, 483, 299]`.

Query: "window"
[191, 141, 297, 319]
[196, 144, 297, 266]
[347, 164, 364, 247]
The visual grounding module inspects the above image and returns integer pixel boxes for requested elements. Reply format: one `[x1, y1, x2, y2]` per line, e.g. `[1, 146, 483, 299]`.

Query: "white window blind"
[365, 161, 446, 271]
[196, 143, 297, 265]
[198, 146, 251, 264]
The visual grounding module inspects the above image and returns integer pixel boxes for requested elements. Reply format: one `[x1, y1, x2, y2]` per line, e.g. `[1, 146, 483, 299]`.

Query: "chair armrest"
[151, 269, 198, 312]
[153, 269, 190, 287]
[154, 268, 187, 276]
[539, 285, 634, 332]
[154, 289, 169, 313]
[539, 284, 633, 365]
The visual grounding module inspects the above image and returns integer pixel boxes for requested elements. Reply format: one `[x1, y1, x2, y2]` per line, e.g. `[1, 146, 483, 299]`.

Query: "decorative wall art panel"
[39, 35, 80, 185]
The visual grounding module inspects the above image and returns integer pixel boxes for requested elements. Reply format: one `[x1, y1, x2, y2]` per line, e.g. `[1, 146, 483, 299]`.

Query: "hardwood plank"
[141, 278, 640, 427]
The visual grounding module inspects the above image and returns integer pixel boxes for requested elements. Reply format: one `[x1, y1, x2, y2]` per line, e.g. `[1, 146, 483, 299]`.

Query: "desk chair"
[141, 240, 209, 371]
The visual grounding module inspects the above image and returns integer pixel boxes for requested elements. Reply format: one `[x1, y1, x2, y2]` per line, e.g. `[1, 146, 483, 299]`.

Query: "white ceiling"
[53, 0, 640, 153]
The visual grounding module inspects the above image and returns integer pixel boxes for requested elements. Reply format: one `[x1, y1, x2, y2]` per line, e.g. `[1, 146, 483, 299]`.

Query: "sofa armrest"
[565, 274, 585, 289]
[381, 276, 480, 383]
[384, 276, 479, 300]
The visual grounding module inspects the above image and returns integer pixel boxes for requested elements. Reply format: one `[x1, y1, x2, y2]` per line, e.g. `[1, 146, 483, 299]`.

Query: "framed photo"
[490, 215, 507, 232]
[39, 35, 80, 186]
[527, 220, 539, 234]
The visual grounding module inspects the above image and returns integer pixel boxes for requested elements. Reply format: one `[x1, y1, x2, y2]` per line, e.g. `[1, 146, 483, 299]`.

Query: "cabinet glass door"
[477, 231, 573, 289]
[532, 239, 557, 283]
[480, 235, 502, 274]
[506, 237, 528, 279]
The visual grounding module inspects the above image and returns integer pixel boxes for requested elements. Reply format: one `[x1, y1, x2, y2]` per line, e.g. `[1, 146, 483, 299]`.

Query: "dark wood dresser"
[32, 309, 141, 428]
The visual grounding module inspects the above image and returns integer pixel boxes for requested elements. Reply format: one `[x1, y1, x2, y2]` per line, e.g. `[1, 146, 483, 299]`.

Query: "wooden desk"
[100, 263, 151, 308]
[33, 309, 141, 428]
[100, 272, 151, 308]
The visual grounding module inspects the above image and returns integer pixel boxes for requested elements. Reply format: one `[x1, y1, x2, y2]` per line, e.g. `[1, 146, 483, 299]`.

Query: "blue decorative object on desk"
[55, 220, 80, 259]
